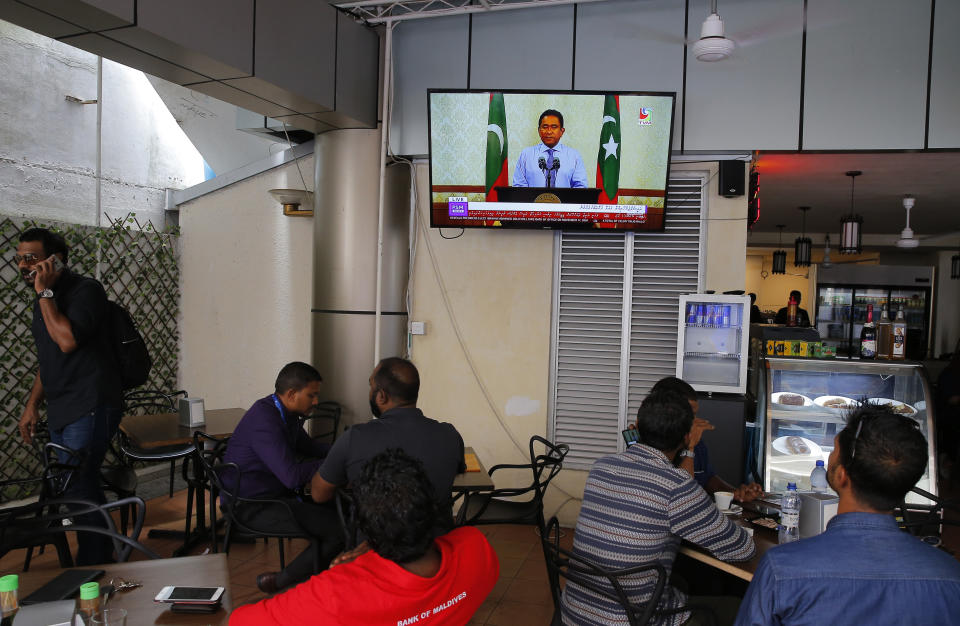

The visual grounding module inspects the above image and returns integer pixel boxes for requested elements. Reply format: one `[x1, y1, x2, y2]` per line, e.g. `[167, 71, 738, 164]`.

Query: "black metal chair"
[457, 435, 569, 527]
[0, 496, 159, 566]
[197, 442, 321, 573]
[301, 401, 342, 443]
[121, 389, 192, 497]
[540, 516, 710, 626]
[334, 488, 359, 551]
[191, 431, 231, 553]
[898, 486, 960, 547]
[0, 474, 73, 571]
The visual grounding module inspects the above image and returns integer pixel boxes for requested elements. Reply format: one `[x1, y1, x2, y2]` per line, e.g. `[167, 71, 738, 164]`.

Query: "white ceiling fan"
[692, 0, 736, 61]
[896, 196, 920, 248]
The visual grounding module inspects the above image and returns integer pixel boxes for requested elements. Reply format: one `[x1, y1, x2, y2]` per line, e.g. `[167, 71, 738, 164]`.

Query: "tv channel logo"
[637, 107, 653, 127]
[448, 197, 469, 217]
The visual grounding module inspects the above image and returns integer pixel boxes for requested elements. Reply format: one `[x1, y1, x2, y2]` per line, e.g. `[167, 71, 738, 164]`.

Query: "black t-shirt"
[318, 407, 465, 505]
[32, 270, 122, 430]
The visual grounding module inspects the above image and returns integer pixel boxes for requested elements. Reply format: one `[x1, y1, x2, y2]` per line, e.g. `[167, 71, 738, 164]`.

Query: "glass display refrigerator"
[753, 357, 937, 506]
[676, 294, 751, 394]
[815, 265, 934, 360]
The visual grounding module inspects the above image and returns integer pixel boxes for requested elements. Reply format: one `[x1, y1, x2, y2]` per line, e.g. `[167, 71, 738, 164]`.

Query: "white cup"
[714, 491, 734, 511]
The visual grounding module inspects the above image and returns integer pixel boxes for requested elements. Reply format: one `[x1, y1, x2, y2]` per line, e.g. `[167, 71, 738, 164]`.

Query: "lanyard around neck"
[271, 394, 289, 426]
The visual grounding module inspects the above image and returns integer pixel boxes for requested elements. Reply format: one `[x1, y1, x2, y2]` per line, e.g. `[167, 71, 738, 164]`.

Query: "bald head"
[372, 357, 420, 406]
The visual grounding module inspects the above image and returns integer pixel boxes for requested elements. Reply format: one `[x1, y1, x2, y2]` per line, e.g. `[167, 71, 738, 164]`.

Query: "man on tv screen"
[511, 109, 587, 189]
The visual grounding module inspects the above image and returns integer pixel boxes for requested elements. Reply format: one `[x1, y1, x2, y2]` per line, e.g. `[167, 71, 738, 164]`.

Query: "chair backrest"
[0, 496, 158, 563]
[539, 516, 669, 626]
[528, 436, 569, 513]
[123, 389, 188, 414]
[302, 401, 342, 441]
[39, 442, 84, 499]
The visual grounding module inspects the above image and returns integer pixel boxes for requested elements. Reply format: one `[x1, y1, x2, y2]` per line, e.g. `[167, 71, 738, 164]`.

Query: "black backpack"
[109, 301, 152, 390]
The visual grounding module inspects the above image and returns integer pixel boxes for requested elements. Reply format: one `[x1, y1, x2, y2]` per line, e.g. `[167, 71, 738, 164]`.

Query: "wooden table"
[678, 520, 779, 582]
[452, 447, 494, 493]
[119, 408, 245, 449]
[15, 554, 232, 625]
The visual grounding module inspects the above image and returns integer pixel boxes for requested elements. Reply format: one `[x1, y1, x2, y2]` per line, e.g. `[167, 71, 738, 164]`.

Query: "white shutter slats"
[551, 173, 706, 470]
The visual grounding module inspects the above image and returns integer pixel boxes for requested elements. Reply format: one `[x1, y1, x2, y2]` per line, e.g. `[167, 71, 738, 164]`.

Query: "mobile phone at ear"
[622, 428, 640, 446]
[51, 255, 65, 272]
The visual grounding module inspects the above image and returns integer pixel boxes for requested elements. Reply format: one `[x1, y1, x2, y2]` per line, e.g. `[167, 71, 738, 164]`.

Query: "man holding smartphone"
[16, 227, 123, 566]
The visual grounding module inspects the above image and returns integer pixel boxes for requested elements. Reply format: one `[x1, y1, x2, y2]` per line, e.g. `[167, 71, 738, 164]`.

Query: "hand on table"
[688, 417, 715, 448]
[330, 541, 370, 568]
[734, 483, 764, 503]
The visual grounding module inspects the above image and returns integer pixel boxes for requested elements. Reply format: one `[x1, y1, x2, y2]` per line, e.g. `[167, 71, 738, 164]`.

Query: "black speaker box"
[719, 160, 745, 197]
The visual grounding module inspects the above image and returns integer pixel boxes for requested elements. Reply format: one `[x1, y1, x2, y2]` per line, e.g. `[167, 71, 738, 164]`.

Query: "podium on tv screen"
[494, 186, 602, 204]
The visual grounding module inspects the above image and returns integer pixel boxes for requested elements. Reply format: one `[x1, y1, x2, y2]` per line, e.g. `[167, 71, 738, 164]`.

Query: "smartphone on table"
[154, 586, 224, 604]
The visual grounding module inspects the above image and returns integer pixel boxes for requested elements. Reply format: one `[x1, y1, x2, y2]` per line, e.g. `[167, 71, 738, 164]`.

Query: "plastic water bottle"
[779, 482, 801, 544]
[810, 460, 828, 493]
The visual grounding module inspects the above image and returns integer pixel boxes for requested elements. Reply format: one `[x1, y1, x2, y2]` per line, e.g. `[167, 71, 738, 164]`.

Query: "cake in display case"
[755, 357, 936, 505]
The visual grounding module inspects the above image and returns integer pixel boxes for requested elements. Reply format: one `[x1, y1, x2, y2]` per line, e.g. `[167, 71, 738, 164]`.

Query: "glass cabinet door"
[816, 287, 852, 357]
[764, 360, 934, 504]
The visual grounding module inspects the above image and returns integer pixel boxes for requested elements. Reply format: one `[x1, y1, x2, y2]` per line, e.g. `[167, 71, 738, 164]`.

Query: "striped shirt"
[561, 444, 755, 626]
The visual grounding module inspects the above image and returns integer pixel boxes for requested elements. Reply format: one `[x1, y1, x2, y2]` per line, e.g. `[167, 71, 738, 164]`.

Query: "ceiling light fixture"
[692, 0, 736, 62]
[794, 206, 812, 267]
[268, 189, 314, 216]
[840, 170, 863, 255]
[772, 224, 787, 275]
[821, 234, 833, 269]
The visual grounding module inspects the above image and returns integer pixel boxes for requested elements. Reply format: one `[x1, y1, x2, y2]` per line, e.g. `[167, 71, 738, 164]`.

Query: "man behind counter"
[773, 290, 811, 327]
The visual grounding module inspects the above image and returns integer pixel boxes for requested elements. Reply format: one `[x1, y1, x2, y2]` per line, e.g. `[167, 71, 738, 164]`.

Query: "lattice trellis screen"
[0, 214, 180, 501]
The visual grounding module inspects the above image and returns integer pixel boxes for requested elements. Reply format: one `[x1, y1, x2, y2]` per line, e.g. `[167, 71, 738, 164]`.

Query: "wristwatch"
[679, 449, 695, 459]
[38, 289, 54, 299]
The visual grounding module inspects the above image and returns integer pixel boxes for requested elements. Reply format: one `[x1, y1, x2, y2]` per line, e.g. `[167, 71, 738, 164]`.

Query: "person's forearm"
[37, 298, 78, 352]
[26, 374, 44, 409]
[679, 453, 695, 479]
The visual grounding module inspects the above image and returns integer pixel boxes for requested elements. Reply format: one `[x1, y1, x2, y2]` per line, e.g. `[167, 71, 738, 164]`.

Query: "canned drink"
[686, 303, 697, 325]
[722, 305, 731, 328]
[696, 304, 705, 326]
[708, 305, 717, 327]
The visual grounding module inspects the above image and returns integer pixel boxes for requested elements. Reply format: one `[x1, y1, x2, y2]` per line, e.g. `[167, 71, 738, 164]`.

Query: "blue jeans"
[50, 405, 122, 565]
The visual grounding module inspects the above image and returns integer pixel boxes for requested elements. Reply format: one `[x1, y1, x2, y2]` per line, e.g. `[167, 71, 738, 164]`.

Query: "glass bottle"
[0, 575, 18, 626]
[892, 306, 907, 360]
[876, 304, 892, 359]
[859, 304, 876, 359]
[74, 582, 100, 624]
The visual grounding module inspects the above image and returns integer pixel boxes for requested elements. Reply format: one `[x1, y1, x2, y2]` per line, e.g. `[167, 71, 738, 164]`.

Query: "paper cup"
[714, 491, 734, 510]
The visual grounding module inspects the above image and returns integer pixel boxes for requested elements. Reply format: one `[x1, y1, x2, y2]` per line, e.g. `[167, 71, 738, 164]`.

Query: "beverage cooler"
[753, 357, 937, 506]
[676, 294, 751, 394]
[815, 265, 933, 360]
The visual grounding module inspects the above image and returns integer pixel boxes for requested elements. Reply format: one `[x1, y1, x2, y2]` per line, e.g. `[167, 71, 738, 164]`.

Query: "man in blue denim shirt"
[736, 405, 960, 625]
[16, 228, 123, 566]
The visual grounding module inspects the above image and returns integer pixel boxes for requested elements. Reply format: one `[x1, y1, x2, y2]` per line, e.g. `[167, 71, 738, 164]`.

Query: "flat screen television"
[428, 89, 676, 231]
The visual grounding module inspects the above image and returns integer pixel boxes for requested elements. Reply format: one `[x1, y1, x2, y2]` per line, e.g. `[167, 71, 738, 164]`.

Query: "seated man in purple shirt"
[222, 361, 341, 593]
[736, 404, 960, 625]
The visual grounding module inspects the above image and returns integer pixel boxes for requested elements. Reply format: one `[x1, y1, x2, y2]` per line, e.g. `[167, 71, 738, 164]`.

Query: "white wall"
[178, 157, 314, 410]
[0, 19, 203, 227]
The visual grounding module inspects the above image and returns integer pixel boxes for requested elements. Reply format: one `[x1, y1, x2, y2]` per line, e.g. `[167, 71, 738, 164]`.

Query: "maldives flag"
[596, 95, 620, 204]
[484, 92, 508, 201]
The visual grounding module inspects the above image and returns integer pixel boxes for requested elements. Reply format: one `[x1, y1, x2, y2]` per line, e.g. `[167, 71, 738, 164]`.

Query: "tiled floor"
[0, 489, 570, 624]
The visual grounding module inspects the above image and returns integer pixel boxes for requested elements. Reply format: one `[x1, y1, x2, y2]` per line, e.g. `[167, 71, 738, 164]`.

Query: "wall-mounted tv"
[428, 89, 676, 231]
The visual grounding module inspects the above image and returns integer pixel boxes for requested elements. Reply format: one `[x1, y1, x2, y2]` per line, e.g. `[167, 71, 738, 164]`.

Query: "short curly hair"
[354, 449, 438, 564]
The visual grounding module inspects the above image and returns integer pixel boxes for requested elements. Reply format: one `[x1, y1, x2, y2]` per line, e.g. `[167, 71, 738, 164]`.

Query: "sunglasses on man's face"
[14, 253, 42, 265]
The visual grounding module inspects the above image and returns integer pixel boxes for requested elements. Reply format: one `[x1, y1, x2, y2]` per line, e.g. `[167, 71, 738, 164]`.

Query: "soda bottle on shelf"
[876, 304, 892, 359]
[810, 460, 828, 493]
[787, 295, 798, 327]
[892, 306, 907, 360]
[779, 483, 801, 544]
[859, 304, 876, 359]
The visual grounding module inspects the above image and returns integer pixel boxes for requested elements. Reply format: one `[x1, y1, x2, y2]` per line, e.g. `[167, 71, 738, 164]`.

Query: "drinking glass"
[92, 608, 127, 626]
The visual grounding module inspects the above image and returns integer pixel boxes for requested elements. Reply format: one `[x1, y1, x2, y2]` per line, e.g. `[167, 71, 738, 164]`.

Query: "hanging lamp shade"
[772, 224, 787, 274]
[772, 250, 787, 274]
[840, 171, 863, 254]
[794, 206, 812, 267]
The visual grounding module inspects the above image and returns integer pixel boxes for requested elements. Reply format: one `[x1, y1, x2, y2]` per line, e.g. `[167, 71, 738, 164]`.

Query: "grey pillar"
[311, 128, 410, 428]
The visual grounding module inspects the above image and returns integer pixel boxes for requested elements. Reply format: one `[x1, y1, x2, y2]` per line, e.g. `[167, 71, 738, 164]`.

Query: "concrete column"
[311, 128, 410, 427]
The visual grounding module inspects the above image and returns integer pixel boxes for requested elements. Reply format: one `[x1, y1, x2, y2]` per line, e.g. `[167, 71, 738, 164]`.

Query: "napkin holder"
[179, 397, 205, 427]
[798, 492, 839, 538]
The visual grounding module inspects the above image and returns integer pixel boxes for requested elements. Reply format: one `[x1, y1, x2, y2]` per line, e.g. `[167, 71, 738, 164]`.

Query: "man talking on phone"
[16, 227, 123, 566]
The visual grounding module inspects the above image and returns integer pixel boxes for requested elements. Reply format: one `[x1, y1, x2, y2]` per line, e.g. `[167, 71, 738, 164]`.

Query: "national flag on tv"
[485, 92, 508, 201]
[596, 94, 620, 204]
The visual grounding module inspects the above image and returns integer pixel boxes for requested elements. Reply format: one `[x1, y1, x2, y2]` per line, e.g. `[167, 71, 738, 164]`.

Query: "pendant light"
[821, 234, 833, 268]
[794, 206, 812, 267]
[772, 225, 787, 275]
[840, 171, 863, 254]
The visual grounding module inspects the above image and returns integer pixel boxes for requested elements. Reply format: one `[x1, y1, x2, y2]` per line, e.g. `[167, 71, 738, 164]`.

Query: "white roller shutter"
[549, 173, 707, 470]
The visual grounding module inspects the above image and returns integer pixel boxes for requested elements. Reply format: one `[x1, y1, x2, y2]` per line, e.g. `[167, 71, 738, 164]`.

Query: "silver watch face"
[39, 289, 54, 298]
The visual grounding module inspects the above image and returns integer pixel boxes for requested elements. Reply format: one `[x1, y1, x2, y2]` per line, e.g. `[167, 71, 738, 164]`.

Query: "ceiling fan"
[896, 196, 920, 248]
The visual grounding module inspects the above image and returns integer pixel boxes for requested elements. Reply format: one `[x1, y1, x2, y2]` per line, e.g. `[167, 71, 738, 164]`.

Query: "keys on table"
[109, 578, 142, 592]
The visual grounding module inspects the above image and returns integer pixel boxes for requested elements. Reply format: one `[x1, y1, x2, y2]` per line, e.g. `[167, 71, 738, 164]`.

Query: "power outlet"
[410, 321, 426, 335]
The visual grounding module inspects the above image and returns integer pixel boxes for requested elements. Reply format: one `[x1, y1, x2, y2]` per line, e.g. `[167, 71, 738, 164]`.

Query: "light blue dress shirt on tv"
[511, 142, 588, 188]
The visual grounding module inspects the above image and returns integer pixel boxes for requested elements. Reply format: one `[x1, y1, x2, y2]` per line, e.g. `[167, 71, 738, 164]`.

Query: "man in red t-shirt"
[229, 449, 499, 625]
